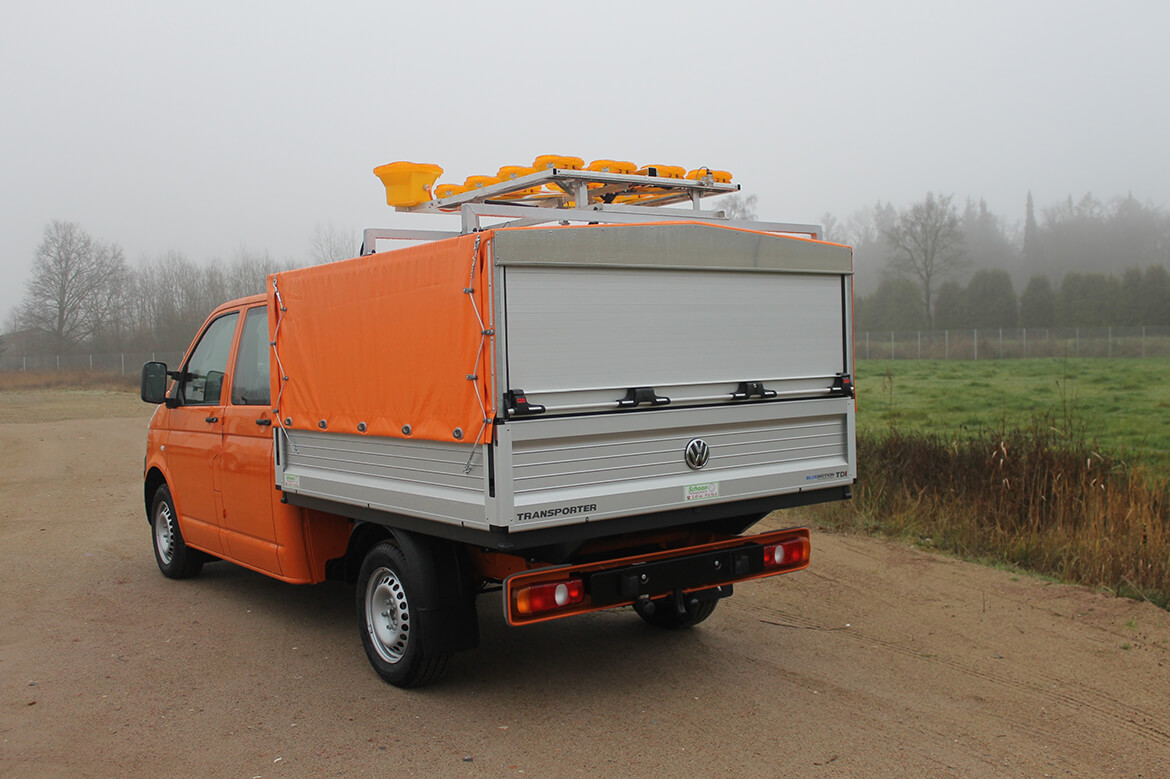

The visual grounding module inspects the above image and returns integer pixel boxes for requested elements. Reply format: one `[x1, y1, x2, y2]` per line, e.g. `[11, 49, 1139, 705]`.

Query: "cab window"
[231, 307, 270, 406]
[179, 312, 239, 406]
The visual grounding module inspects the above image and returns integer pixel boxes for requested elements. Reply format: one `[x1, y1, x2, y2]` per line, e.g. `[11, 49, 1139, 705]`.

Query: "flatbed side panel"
[276, 429, 491, 530]
[496, 398, 854, 531]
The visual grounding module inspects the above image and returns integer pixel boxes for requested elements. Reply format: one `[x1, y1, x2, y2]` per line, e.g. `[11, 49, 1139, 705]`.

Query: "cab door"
[165, 310, 240, 555]
[218, 305, 282, 574]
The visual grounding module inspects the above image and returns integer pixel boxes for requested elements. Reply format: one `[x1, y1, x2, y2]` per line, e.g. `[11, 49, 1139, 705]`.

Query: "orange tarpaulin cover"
[267, 233, 495, 444]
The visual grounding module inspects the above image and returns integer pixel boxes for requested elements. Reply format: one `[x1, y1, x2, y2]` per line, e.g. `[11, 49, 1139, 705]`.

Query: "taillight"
[514, 579, 585, 616]
[763, 536, 810, 569]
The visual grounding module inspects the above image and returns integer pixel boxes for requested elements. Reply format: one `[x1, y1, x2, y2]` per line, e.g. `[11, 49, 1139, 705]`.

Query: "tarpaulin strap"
[463, 235, 490, 474]
[271, 276, 290, 417]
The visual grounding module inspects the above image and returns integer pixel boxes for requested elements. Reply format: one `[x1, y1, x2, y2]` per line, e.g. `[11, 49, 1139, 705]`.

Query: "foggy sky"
[3, 0, 1168, 326]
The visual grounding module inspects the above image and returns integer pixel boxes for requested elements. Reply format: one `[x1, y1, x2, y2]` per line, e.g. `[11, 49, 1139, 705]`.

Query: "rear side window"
[231, 307, 270, 406]
[180, 312, 239, 406]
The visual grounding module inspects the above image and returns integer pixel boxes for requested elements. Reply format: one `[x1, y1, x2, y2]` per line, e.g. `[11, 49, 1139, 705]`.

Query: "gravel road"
[2, 390, 1168, 777]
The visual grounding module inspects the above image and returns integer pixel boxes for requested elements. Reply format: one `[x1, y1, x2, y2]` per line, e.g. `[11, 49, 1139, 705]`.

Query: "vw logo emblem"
[684, 438, 711, 470]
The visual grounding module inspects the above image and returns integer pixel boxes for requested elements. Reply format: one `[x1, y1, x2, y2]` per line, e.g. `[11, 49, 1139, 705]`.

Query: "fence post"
[890, 331, 894, 360]
[1142, 326, 1146, 358]
[945, 330, 949, 360]
[973, 329, 978, 361]
[1107, 326, 1112, 359]
[1076, 327, 1080, 356]
[999, 328, 1003, 359]
[917, 330, 921, 360]
[1023, 327, 1027, 357]
[56, 355, 60, 371]
[121, 353, 126, 375]
[89, 354, 93, 370]
[866, 332, 870, 360]
[22, 354, 26, 372]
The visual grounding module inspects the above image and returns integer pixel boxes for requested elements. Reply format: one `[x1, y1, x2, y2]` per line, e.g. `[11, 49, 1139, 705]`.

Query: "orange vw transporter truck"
[140, 157, 856, 687]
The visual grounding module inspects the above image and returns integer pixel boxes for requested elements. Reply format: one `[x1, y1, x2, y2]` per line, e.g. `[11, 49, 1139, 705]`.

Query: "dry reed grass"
[813, 419, 1170, 609]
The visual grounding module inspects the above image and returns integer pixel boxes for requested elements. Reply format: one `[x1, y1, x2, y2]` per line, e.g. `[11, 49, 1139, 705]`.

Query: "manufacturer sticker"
[515, 503, 597, 522]
[805, 470, 848, 482]
[283, 473, 300, 489]
[684, 481, 719, 502]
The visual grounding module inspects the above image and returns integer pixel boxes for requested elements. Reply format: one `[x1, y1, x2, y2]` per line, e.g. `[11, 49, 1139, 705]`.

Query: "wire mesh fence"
[858, 326, 1170, 360]
[0, 351, 186, 374]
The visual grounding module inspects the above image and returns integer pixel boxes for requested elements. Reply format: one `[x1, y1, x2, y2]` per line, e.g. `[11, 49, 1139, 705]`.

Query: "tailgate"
[489, 223, 855, 532]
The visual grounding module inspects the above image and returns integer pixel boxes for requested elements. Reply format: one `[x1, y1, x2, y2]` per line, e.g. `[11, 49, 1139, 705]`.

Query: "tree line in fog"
[3, 221, 354, 355]
[822, 191, 1169, 332]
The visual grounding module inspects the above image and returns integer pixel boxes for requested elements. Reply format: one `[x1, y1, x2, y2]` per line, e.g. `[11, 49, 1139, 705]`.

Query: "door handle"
[255, 417, 272, 426]
[205, 416, 218, 423]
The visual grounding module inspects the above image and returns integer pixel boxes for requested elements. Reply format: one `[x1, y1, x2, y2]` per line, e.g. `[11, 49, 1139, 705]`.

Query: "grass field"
[817, 357, 1170, 608]
[855, 357, 1170, 468]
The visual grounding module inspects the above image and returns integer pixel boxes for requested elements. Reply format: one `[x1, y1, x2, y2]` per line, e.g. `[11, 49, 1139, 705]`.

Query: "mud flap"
[390, 530, 480, 656]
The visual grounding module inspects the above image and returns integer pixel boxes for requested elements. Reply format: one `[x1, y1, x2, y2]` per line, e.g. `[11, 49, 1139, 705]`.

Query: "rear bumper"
[503, 527, 810, 625]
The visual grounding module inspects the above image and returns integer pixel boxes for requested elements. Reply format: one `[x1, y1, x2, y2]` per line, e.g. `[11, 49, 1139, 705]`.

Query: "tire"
[634, 592, 719, 629]
[150, 484, 204, 579]
[357, 541, 451, 688]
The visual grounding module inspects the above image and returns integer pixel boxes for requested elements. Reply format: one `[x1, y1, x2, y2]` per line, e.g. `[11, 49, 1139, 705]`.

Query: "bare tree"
[225, 246, 285, 298]
[882, 193, 967, 328]
[717, 194, 758, 220]
[309, 223, 357, 264]
[16, 221, 128, 352]
[819, 212, 842, 243]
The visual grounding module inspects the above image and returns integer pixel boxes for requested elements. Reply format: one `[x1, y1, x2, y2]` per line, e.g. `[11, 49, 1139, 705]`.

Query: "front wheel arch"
[150, 483, 204, 579]
[144, 467, 168, 524]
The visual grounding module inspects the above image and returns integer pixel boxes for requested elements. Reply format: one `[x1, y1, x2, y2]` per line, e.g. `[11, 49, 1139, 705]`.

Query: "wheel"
[357, 541, 451, 688]
[150, 484, 203, 579]
[634, 592, 719, 629]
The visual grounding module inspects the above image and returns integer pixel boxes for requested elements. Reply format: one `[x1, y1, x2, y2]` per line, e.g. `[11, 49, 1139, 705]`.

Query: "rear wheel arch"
[340, 522, 395, 584]
[347, 523, 481, 683]
[341, 522, 480, 598]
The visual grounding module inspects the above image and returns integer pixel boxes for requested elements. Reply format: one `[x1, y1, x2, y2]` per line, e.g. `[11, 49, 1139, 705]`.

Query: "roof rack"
[360, 159, 822, 255]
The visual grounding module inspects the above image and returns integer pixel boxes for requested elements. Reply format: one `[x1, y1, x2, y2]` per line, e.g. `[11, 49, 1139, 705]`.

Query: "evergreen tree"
[932, 281, 966, 329]
[1019, 275, 1056, 327]
[1137, 266, 1170, 325]
[856, 278, 927, 331]
[1118, 268, 1144, 326]
[1023, 191, 1040, 272]
[1057, 273, 1115, 326]
[962, 269, 1018, 328]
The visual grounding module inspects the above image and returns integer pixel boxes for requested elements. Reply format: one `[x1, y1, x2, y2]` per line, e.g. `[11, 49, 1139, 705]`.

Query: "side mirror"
[140, 361, 169, 404]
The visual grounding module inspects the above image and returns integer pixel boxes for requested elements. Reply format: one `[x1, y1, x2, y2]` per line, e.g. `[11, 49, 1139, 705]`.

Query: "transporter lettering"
[516, 504, 598, 522]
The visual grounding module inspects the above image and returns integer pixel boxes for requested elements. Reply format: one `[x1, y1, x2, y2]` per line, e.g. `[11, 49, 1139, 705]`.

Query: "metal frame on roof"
[360, 166, 822, 255]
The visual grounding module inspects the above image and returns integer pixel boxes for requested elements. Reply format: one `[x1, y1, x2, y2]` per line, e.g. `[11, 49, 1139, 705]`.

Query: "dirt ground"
[1, 390, 1168, 778]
